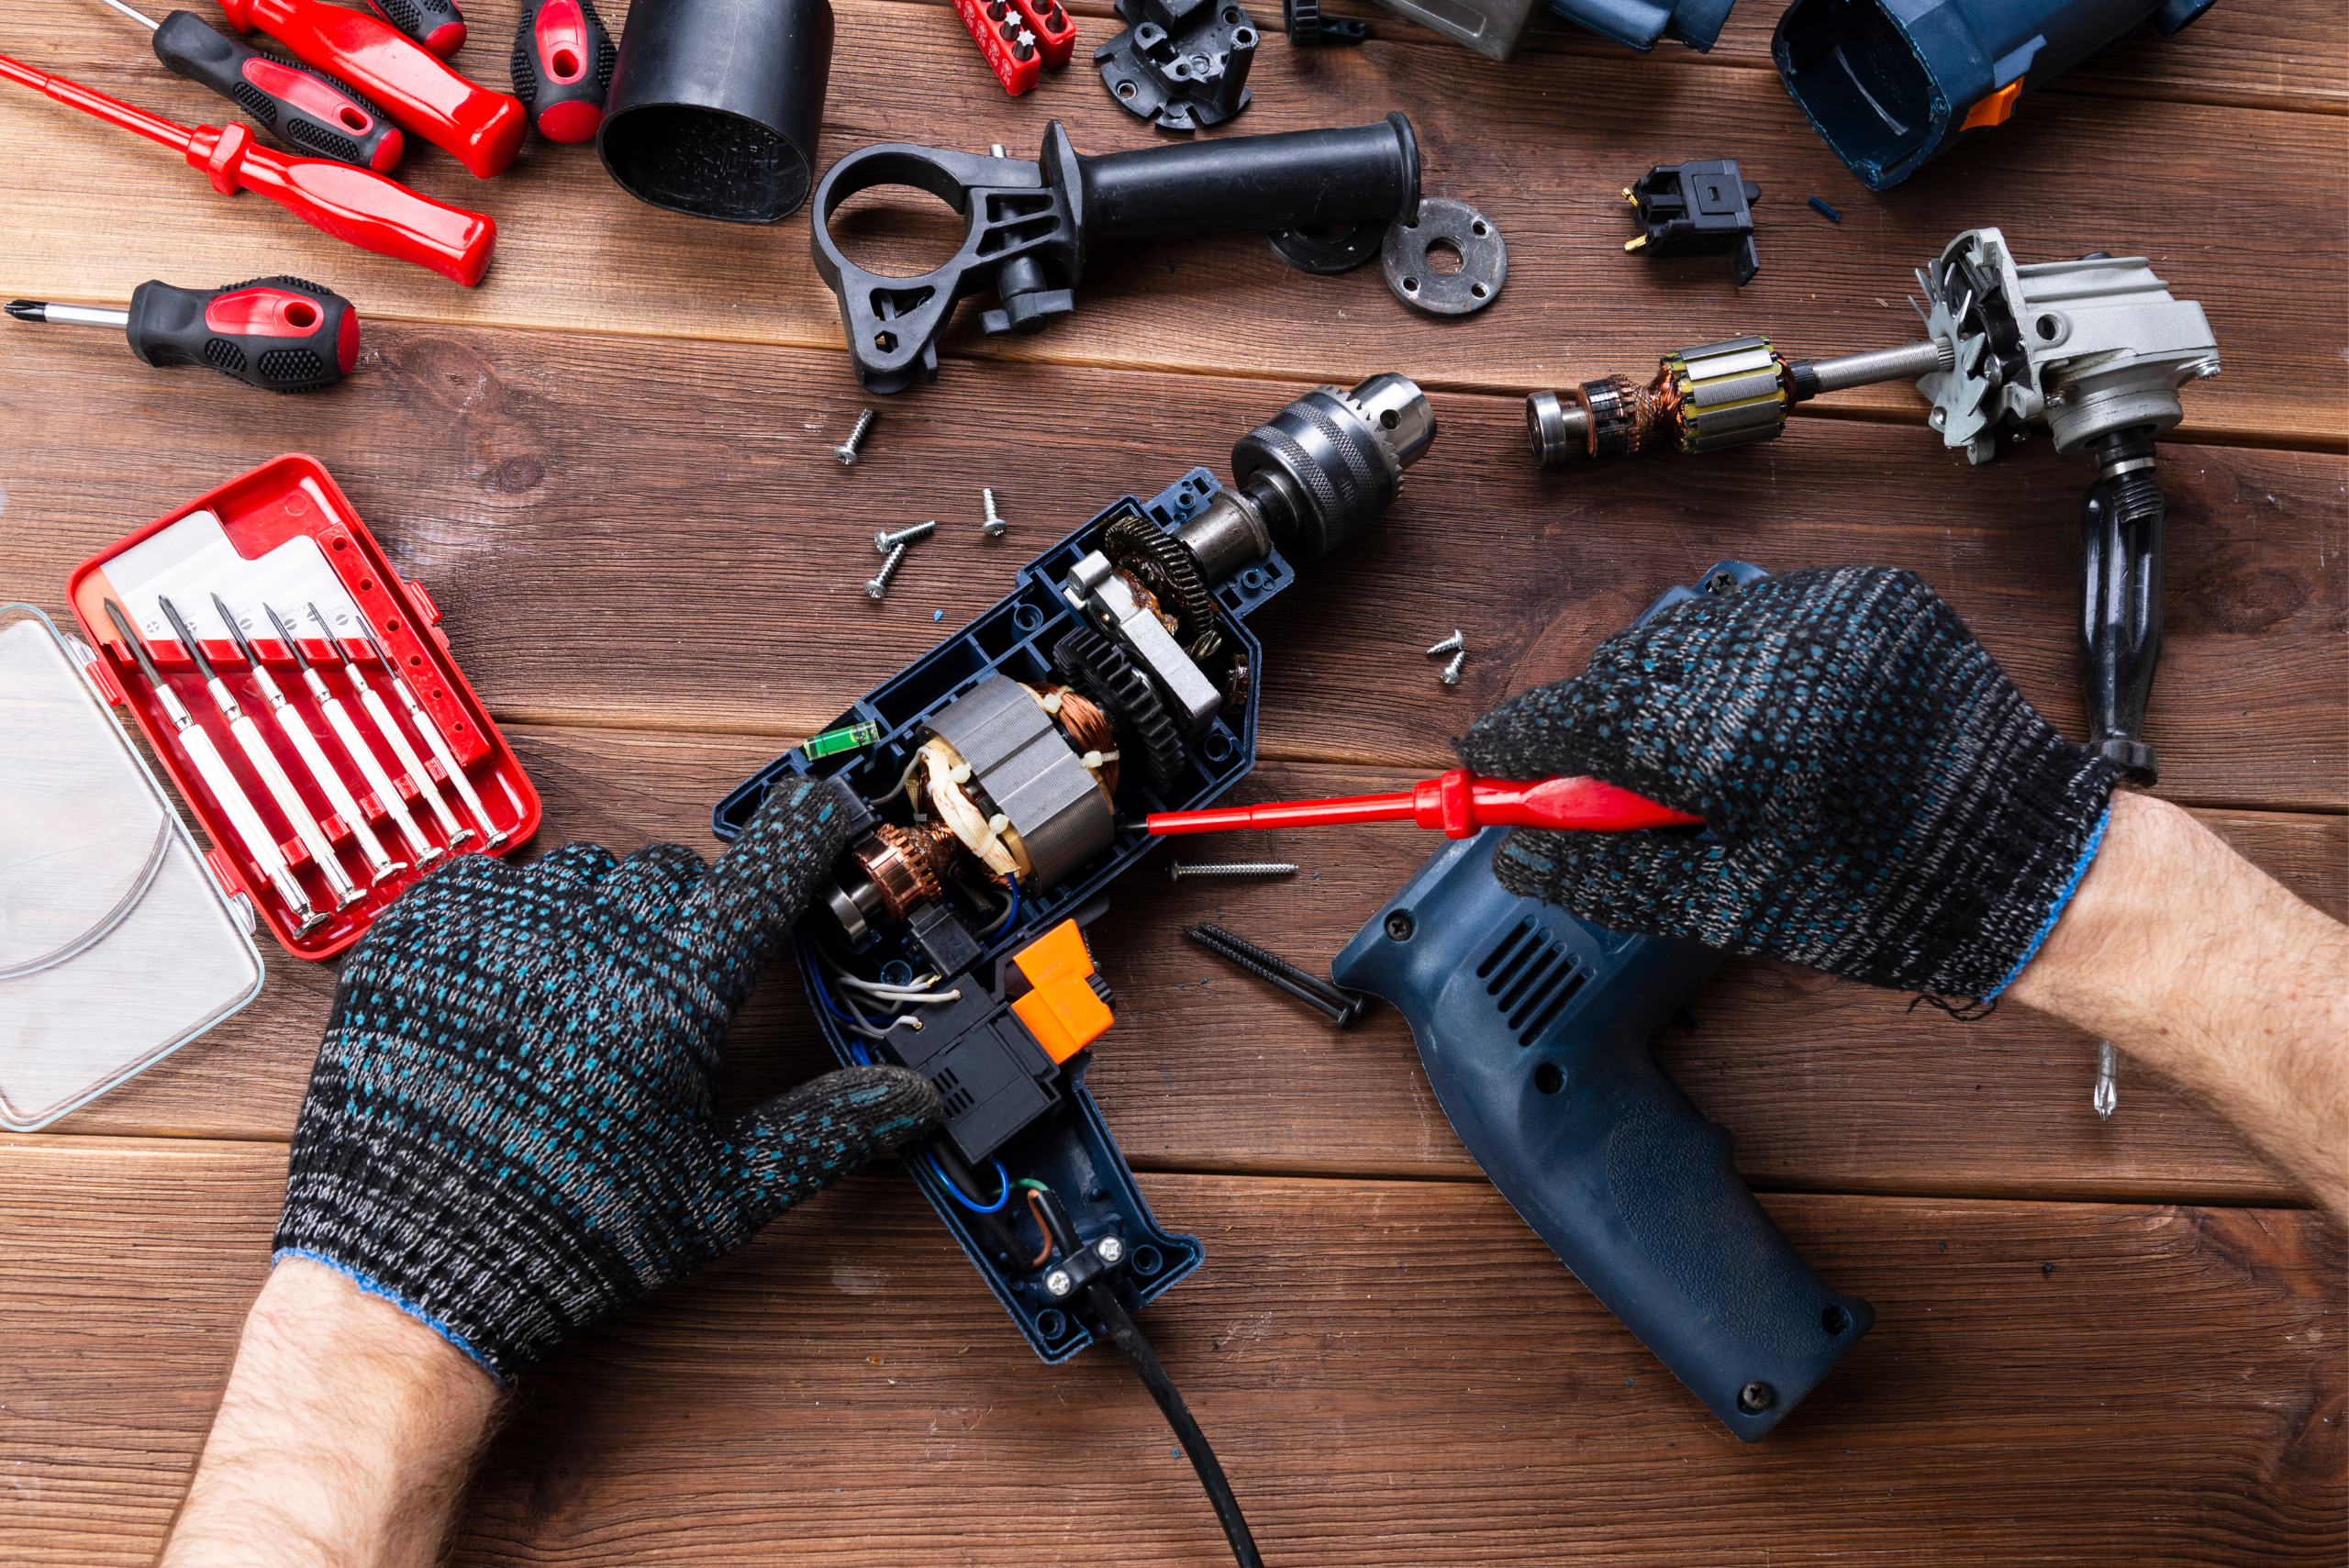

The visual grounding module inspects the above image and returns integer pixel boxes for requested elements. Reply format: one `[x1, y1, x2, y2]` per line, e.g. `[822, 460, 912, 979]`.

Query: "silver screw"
[1097, 1235, 1125, 1263]
[2093, 1040, 2118, 1120]
[1439, 651, 1466, 685]
[1425, 628, 1464, 657]
[989, 143, 1007, 158]
[866, 542, 908, 599]
[980, 488, 1008, 538]
[1044, 1268, 1074, 1298]
[875, 520, 935, 553]
[834, 408, 877, 467]
[1167, 861, 1297, 882]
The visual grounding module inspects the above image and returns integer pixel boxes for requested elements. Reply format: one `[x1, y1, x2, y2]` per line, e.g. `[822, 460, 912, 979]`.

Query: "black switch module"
[1624, 159, 1763, 285]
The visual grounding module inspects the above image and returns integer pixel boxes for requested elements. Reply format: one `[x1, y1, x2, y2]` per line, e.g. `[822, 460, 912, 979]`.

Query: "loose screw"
[981, 488, 1008, 538]
[1185, 923, 1368, 1027]
[834, 408, 877, 467]
[1166, 861, 1297, 882]
[1425, 629, 1464, 657]
[866, 542, 908, 599]
[1439, 650, 1466, 685]
[2094, 1040, 2118, 1120]
[875, 520, 935, 552]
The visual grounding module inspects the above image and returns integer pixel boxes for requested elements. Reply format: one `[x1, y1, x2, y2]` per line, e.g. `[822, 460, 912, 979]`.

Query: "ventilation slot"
[933, 1066, 975, 1120]
[1476, 917, 1586, 1045]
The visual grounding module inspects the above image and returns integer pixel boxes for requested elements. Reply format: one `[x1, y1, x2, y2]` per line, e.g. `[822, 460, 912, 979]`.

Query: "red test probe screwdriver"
[360, 0, 467, 59]
[0, 53, 495, 285]
[1146, 768, 1703, 840]
[510, 0, 615, 143]
[212, 0, 525, 178]
[93, 0, 403, 172]
[8, 276, 358, 394]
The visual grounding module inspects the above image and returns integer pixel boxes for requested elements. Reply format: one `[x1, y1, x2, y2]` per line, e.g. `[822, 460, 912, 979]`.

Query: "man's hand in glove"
[1460, 564, 2346, 1220]
[160, 779, 942, 1568]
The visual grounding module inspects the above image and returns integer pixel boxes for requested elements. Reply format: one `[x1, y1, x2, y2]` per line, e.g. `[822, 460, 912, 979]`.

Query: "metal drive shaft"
[272, 604, 440, 866]
[308, 604, 475, 852]
[159, 595, 364, 908]
[364, 629, 506, 847]
[216, 595, 402, 884]
[105, 598, 327, 934]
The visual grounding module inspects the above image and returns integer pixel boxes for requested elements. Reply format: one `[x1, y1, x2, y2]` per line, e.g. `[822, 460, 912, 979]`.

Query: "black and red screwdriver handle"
[152, 11, 403, 172]
[509, 0, 615, 144]
[361, 0, 468, 58]
[128, 275, 358, 392]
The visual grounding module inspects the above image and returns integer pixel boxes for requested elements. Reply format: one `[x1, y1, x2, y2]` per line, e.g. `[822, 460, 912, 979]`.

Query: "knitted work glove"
[274, 776, 941, 1384]
[1458, 566, 2121, 1001]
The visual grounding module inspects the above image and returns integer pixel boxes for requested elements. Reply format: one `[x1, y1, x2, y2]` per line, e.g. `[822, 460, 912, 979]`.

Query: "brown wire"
[1025, 1188, 1056, 1266]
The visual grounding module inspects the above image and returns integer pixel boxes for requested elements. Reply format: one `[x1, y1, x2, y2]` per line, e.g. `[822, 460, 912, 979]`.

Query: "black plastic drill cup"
[597, 0, 835, 222]
[1078, 112, 1419, 240]
[126, 276, 357, 394]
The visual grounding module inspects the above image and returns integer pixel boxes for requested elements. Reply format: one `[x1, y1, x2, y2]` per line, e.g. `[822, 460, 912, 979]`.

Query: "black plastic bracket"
[1627, 159, 1762, 286]
[1094, 0, 1260, 131]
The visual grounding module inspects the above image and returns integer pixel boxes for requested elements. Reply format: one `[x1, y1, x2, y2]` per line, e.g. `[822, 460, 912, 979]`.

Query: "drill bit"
[308, 603, 475, 853]
[268, 603, 440, 867]
[1184, 922, 1367, 1026]
[158, 595, 364, 909]
[362, 624, 506, 849]
[214, 595, 403, 885]
[104, 598, 328, 936]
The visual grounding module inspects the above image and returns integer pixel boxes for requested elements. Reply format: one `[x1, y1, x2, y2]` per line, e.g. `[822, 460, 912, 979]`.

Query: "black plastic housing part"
[1333, 561, 1876, 1441]
[715, 468, 1302, 1362]
[1628, 160, 1762, 284]
[1094, 0, 1260, 132]
[597, 0, 834, 222]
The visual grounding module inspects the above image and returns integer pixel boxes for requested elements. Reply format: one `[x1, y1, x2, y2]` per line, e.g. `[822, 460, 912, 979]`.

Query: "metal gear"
[1104, 514, 1221, 662]
[1052, 625, 1186, 794]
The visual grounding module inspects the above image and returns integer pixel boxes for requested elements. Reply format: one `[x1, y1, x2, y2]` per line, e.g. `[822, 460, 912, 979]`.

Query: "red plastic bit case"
[66, 453, 540, 960]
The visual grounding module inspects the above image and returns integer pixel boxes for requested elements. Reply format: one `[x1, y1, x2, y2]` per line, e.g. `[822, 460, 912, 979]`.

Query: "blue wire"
[990, 877, 1022, 934]
[926, 1148, 1011, 1213]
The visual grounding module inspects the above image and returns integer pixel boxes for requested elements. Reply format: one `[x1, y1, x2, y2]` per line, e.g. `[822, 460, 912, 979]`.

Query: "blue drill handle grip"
[1332, 830, 1874, 1440]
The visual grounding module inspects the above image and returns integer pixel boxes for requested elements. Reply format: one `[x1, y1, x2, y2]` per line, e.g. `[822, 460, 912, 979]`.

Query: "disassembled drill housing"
[715, 375, 1434, 1361]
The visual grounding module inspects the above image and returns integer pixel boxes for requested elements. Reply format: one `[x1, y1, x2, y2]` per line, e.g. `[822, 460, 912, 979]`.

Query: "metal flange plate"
[1384, 197, 1507, 316]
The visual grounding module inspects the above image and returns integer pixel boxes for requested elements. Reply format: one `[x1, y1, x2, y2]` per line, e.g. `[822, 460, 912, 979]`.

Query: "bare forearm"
[2009, 791, 2349, 1220]
[160, 1258, 503, 1568]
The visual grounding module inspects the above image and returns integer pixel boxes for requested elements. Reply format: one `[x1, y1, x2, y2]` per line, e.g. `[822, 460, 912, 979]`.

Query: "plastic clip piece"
[1009, 918, 1113, 1064]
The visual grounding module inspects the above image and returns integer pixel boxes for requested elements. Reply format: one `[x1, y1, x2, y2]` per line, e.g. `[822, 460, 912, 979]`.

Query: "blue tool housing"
[1330, 562, 1876, 1440]
[714, 469, 1295, 1363]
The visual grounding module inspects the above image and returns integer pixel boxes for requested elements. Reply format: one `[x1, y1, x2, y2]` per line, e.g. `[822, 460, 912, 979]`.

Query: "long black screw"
[1183, 923, 1369, 1027]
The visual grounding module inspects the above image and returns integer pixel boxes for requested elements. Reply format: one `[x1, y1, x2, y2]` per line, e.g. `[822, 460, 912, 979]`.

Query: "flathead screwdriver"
[103, 598, 327, 936]
[309, 604, 476, 852]
[159, 595, 364, 909]
[8, 275, 358, 394]
[363, 628, 507, 848]
[214, 595, 403, 885]
[268, 602, 442, 868]
[90, 0, 404, 172]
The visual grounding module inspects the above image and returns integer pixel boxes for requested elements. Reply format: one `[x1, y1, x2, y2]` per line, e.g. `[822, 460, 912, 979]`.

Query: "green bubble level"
[805, 719, 882, 759]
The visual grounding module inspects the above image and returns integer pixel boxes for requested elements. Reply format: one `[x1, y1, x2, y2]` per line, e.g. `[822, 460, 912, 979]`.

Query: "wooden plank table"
[2, 0, 2342, 1561]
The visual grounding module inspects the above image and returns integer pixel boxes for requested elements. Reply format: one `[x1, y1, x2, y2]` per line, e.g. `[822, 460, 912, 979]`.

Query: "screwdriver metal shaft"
[214, 595, 401, 884]
[160, 595, 363, 908]
[309, 604, 475, 851]
[364, 628, 506, 848]
[272, 603, 440, 867]
[104, 598, 326, 935]
[6, 299, 129, 328]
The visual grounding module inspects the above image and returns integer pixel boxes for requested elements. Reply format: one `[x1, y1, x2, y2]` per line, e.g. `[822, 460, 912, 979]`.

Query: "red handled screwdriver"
[212, 0, 526, 178]
[510, 0, 614, 143]
[92, 0, 403, 172]
[8, 275, 358, 393]
[359, 0, 468, 59]
[1147, 768, 1702, 840]
[0, 52, 495, 285]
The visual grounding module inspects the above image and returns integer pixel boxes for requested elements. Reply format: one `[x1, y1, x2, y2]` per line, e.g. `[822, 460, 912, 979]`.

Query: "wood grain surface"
[0, 0, 2340, 1561]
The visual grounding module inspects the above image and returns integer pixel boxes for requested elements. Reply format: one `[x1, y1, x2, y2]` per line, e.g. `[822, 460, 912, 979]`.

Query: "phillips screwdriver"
[268, 603, 443, 868]
[214, 595, 404, 885]
[212, 0, 526, 178]
[159, 594, 366, 908]
[1146, 767, 1701, 840]
[7, 275, 358, 394]
[309, 603, 477, 852]
[358, 0, 467, 59]
[103, 597, 328, 936]
[362, 626, 507, 847]
[0, 53, 495, 285]
[91, 0, 403, 172]
[510, 0, 615, 144]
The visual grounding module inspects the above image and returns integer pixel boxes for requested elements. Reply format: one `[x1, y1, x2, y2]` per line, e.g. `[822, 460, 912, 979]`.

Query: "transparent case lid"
[0, 603, 264, 1130]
